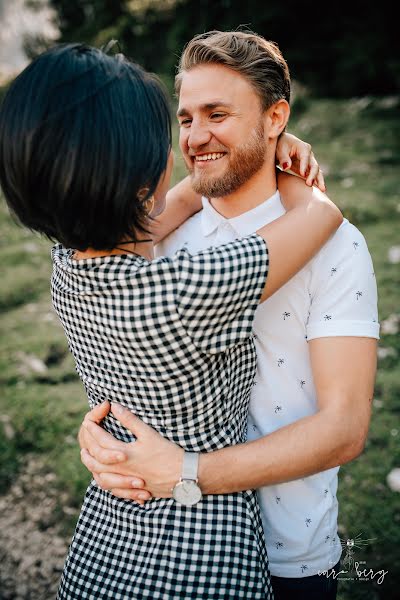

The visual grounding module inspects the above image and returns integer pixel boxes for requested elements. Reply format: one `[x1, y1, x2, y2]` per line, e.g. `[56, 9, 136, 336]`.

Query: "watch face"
[172, 480, 202, 506]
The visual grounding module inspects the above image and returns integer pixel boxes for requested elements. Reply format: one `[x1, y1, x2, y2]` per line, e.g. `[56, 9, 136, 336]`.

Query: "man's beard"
[189, 122, 266, 198]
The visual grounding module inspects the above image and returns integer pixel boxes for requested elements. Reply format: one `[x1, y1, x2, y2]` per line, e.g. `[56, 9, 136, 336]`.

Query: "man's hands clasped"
[79, 401, 183, 505]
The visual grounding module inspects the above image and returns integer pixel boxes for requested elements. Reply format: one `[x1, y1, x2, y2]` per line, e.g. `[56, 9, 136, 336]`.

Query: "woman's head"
[0, 43, 172, 250]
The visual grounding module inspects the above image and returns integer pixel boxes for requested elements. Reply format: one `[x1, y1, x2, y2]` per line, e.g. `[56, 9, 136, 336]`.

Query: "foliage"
[41, 0, 400, 97]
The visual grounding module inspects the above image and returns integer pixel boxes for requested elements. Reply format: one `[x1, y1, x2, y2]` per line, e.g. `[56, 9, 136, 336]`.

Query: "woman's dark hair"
[0, 43, 172, 250]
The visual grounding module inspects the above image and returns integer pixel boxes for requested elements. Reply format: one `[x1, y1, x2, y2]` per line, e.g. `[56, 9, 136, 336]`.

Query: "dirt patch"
[0, 456, 73, 600]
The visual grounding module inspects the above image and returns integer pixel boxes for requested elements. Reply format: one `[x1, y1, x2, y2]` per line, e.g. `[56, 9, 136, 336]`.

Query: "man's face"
[177, 64, 267, 198]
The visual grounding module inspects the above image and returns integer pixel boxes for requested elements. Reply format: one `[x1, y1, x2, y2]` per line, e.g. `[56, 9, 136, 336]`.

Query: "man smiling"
[79, 30, 379, 599]
[179, 96, 267, 199]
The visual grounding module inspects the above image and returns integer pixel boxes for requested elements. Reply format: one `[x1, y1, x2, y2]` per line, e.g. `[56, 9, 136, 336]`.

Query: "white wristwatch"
[172, 452, 202, 506]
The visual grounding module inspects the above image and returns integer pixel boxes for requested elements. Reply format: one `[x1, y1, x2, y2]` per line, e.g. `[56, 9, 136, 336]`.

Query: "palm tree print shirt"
[155, 190, 379, 578]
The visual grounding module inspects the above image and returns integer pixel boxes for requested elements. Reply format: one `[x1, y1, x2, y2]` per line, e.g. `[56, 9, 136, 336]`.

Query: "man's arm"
[198, 336, 376, 493]
[80, 336, 376, 499]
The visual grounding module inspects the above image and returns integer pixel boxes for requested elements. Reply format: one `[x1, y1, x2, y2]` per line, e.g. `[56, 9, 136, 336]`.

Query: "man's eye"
[179, 119, 192, 127]
[210, 113, 225, 120]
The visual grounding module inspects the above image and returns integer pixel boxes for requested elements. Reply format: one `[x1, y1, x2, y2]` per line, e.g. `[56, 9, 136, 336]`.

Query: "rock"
[388, 246, 400, 264]
[377, 346, 396, 360]
[341, 177, 354, 188]
[0, 415, 15, 439]
[387, 468, 400, 492]
[41, 311, 57, 323]
[23, 242, 39, 253]
[25, 303, 38, 313]
[375, 96, 399, 109]
[16, 352, 48, 375]
[380, 313, 400, 335]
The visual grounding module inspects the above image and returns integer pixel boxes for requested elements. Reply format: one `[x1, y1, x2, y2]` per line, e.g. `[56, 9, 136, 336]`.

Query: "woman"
[0, 44, 341, 599]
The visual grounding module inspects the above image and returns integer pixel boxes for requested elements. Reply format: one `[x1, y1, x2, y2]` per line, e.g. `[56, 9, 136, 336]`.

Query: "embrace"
[0, 29, 378, 600]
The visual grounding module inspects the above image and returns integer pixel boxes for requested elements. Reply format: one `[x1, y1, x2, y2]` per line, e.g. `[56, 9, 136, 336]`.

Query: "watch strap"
[182, 452, 199, 481]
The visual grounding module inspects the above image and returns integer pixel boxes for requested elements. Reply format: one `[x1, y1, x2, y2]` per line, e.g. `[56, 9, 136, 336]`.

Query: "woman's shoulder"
[50, 244, 185, 289]
[51, 234, 266, 287]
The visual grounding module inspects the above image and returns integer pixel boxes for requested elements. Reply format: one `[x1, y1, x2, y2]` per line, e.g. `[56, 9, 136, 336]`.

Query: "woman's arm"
[152, 133, 326, 244]
[154, 172, 341, 306]
[257, 174, 342, 303]
[151, 176, 202, 245]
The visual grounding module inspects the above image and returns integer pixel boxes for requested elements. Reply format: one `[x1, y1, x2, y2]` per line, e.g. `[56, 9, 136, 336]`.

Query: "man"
[79, 30, 378, 599]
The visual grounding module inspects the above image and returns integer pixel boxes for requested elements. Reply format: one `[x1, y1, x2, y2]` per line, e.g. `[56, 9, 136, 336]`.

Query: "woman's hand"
[78, 402, 183, 503]
[276, 132, 326, 192]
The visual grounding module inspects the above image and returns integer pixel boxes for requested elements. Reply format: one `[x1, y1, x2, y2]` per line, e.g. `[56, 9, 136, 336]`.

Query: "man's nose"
[187, 120, 211, 151]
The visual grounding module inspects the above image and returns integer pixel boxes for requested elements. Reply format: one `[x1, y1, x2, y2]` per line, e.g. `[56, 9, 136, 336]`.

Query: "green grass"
[0, 207, 91, 503]
[1, 93, 399, 599]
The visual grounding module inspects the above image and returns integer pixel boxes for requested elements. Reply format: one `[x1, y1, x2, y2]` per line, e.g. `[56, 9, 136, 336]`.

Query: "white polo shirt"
[156, 190, 379, 578]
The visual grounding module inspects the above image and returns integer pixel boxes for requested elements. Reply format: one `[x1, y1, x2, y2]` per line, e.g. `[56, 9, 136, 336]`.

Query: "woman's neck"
[74, 236, 155, 261]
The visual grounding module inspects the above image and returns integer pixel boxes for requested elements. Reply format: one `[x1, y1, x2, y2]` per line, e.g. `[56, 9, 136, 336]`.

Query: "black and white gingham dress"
[52, 233, 273, 599]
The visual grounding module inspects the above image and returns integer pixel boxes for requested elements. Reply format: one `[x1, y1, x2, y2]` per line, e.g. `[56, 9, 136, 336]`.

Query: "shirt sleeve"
[306, 221, 380, 341]
[173, 233, 269, 354]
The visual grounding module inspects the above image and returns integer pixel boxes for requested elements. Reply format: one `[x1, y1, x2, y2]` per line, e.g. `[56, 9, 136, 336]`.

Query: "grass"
[0, 93, 399, 599]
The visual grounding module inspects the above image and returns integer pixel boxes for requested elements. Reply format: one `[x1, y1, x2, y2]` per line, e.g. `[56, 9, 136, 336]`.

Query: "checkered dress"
[52, 233, 273, 599]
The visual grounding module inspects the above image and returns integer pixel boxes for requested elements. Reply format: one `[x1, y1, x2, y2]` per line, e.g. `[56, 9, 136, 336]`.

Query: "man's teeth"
[195, 153, 225, 161]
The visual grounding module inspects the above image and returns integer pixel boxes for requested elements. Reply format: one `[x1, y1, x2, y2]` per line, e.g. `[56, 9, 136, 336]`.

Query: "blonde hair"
[175, 29, 291, 110]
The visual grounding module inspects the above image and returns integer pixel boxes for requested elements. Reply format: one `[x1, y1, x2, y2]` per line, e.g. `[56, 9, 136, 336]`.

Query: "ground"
[0, 456, 69, 599]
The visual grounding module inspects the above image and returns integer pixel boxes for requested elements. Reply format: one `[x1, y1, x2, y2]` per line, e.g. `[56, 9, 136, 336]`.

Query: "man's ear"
[264, 99, 290, 139]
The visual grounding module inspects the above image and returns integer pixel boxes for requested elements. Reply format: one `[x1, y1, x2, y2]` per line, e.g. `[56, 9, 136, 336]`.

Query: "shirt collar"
[200, 190, 285, 237]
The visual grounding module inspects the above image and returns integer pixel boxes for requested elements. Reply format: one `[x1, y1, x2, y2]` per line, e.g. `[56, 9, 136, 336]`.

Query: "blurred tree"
[50, 0, 135, 48]
[167, 0, 399, 97]
[47, 0, 177, 81]
[27, 0, 399, 97]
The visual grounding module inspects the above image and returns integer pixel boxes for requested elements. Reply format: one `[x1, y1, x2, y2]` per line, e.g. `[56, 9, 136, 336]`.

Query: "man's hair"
[0, 43, 171, 251]
[175, 29, 291, 110]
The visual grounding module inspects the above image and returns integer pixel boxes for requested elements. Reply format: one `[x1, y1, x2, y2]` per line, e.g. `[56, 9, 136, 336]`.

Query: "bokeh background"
[0, 1, 399, 598]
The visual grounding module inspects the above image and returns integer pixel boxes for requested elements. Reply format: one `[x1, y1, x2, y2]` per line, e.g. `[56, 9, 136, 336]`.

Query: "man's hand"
[78, 401, 148, 502]
[78, 402, 184, 503]
[196, 337, 377, 494]
[276, 132, 326, 192]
